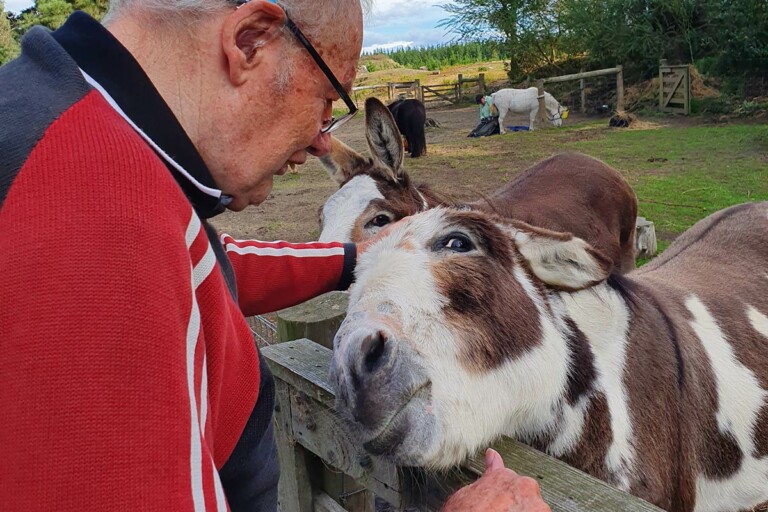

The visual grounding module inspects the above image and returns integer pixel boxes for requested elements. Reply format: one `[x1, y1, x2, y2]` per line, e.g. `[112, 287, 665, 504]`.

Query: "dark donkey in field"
[388, 98, 427, 158]
[319, 97, 638, 273]
[330, 201, 768, 512]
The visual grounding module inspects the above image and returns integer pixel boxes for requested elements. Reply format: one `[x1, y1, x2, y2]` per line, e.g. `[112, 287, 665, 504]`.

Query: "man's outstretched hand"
[441, 449, 551, 512]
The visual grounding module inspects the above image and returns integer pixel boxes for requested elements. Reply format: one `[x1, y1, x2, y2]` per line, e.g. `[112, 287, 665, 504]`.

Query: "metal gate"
[659, 60, 691, 114]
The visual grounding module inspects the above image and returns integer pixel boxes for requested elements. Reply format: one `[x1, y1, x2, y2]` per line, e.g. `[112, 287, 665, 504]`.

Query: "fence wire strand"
[247, 315, 278, 346]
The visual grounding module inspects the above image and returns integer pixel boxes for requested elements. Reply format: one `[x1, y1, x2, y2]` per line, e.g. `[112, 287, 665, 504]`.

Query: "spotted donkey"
[330, 202, 768, 511]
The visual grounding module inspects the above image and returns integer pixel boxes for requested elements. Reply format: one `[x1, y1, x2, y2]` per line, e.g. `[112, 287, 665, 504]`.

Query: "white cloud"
[4, 0, 33, 13]
[365, 0, 449, 27]
[362, 40, 414, 53]
[362, 0, 456, 49]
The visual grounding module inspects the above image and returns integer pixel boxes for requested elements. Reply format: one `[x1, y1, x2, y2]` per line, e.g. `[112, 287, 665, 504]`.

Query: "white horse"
[492, 87, 568, 132]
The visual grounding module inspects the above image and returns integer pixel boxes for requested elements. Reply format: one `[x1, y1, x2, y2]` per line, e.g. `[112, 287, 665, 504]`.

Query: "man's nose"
[308, 130, 331, 156]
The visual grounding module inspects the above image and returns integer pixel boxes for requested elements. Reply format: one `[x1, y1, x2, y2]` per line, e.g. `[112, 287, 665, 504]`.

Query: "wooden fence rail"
[536, 65, 625, 126]
[350, 73, 486, 107]
[263, 338, 664, 512]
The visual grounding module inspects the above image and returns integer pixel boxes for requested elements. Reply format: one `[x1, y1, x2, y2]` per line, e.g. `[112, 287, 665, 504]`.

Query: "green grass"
[568, 124, 768, 236]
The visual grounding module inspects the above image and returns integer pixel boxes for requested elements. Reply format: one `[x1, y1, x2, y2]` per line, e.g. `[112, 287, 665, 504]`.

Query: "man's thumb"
[484, 448, 506, 472]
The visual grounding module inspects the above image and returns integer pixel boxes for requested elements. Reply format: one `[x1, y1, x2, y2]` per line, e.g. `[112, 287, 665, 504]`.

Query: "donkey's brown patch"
[431, 213, 542, 371]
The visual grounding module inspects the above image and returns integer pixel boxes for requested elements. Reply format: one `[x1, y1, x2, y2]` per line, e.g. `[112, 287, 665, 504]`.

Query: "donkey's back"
[637, 201, 768, 297]
[629, 202, 768, 512]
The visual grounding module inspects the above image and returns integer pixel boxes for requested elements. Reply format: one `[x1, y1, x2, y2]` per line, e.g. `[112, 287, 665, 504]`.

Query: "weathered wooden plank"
[537, 79, 548, 128]
[636, 217, 658, 258]
[544, 67, 620, 83]
[276, 290, 348, 350]
[464, 440, 664, 512]
[314, 492, 348, 512]
[289, 389, 407, 508]
[422, 86, 457, 103]
[663, 73, 685, 107]
[264, 339, 665, 512]
[274, 382, 314, 512]
[616, 64, 624, 111]
[423, 85, 458, 92]
[264, 340, 336, 407]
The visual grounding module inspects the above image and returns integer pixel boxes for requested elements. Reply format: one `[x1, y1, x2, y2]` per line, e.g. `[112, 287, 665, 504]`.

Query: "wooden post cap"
[276, 291, 350, 349]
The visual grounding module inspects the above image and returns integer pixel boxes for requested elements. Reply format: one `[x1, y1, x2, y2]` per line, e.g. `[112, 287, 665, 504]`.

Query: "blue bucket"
[506, 125, 530, 132]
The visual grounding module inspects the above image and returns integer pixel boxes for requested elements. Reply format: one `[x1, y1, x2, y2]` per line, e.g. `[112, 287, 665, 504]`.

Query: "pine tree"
[0, 2, 19, 65]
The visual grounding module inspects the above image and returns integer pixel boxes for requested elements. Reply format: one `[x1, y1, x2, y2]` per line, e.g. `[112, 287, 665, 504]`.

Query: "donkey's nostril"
[362, 330, 388, 374]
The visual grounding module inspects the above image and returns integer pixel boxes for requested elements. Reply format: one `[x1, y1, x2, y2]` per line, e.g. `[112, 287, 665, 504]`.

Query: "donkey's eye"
[366, 214, 392, 229]
[434, 233, 475, 253]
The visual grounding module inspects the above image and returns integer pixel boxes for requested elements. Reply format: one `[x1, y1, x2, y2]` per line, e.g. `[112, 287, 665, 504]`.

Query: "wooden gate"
[659, 60, 691, 114]
[422, 83, 458, 104]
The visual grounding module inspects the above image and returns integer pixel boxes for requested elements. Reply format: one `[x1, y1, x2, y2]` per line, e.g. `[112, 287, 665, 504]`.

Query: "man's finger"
[484, 448, 507, 472]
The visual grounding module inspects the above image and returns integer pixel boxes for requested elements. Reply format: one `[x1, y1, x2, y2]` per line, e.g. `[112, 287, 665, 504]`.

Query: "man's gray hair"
[104, 0, 369, 42]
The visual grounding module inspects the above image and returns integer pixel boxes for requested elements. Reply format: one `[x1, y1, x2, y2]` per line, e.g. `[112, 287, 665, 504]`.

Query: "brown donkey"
[319, 97, 638, 273]
[330, 202, 768, 512]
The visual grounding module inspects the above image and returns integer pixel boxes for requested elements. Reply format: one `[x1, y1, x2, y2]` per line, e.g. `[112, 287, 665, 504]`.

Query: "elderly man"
[0, 1, 548, 510]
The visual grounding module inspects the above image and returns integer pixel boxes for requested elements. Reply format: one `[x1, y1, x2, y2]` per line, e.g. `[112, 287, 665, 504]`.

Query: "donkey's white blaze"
[350, 212, 448, 321]
[320, 175, 383, 242]
[748, 305, 768, 338]
[563, 286, 634, 490]
[687, 296, 768, 512]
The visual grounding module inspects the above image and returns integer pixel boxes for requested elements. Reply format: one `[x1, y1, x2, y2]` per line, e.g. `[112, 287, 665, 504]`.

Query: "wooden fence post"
[478, 73, 485, 95]
[274, 382, 314, 512]
[635, 217, 658, 258]
[658, 61, 665, 111]
[275, 291, 375, 512]
[616, 64, 624, 112]
[276, 291, 348, 349]
[414, 79, 422, 102]
[536, 78, 548, 129]
[579, 67, 586, 114]
[457, 73, 463, 101]
[387, 82, 393, 101]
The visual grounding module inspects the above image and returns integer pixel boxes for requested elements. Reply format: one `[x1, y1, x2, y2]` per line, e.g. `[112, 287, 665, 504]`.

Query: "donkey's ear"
[365, 97, 404, 181]
[511, 221, 612, 290]
[319, 137, 370, 185]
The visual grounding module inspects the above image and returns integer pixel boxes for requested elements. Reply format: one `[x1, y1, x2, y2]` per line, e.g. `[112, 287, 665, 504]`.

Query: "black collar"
[53, 11, 228, 218]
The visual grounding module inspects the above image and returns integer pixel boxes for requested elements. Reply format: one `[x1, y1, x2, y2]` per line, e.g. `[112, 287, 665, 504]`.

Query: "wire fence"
[246, 315, 278, 346]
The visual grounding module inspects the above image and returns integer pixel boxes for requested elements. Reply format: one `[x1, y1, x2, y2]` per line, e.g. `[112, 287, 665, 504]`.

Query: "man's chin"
[225, 185, 273, 211]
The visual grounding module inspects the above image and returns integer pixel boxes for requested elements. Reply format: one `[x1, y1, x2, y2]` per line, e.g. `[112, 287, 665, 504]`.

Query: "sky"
[5, 0, 31, 12]
[361, 0, 456, 53]
[4, 0, 457, 51]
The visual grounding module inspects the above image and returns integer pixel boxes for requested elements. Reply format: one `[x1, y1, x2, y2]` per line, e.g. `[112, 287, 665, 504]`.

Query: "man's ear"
[221, 0, 286, 86]
[510, 220, 613, 290]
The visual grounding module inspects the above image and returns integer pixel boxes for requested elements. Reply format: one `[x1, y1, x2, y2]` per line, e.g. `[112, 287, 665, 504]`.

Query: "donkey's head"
[318, 98, 429, 242]
[329, 208, 612, 468]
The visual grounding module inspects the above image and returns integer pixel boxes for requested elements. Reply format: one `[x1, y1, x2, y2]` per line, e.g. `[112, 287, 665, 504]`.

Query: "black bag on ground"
[468, 117, 500, 137]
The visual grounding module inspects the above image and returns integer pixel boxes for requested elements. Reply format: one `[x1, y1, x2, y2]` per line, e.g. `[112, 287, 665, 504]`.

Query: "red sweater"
[0, 15, 353, 511]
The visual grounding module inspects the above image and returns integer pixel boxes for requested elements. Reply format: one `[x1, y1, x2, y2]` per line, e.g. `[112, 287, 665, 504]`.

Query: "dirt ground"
[208, 105, 691, 241]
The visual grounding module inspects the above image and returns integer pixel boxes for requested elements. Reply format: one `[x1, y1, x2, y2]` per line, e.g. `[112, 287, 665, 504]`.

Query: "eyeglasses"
[283, 18, 358, 132]
[236, 1, 358, 133]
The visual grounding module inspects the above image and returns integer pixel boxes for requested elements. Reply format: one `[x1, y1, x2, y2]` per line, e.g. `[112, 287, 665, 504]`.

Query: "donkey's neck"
[504, 281, 641, 492]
